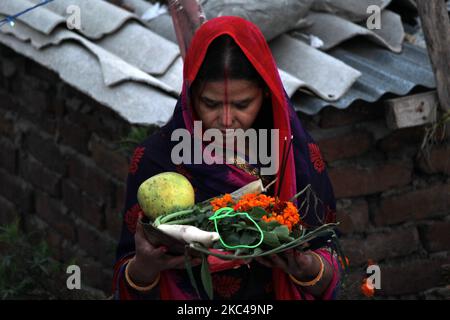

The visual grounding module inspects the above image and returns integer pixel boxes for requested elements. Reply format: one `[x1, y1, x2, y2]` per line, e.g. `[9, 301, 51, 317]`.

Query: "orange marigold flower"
[211, 193, 301, 231]
[361, 278, 375, 297]
[234, 193, 275, 212]
[367, 259, 376, 266]
[262, 200, 300, 231]
[211, 194, 234, 211]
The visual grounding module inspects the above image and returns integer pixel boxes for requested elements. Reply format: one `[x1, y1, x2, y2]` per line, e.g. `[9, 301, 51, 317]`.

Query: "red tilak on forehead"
[223, 65, 230, 128]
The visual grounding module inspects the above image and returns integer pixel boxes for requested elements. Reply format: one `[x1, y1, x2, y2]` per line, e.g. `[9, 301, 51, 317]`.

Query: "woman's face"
[193, 79, 264, 133]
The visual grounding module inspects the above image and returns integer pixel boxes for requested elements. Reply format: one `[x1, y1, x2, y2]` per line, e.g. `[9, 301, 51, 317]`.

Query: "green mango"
[137, 172, 195, 220]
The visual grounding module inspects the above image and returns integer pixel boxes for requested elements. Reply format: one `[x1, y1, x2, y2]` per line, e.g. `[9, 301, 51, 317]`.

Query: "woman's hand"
[127, 217, 202, 286]
[255, 250, 319, 280]
[255, 249, 333, 297]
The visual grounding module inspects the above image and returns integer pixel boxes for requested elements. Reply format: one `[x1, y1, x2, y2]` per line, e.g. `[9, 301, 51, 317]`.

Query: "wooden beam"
[416, 0, 450, 112]
[386, 91, 438, 129]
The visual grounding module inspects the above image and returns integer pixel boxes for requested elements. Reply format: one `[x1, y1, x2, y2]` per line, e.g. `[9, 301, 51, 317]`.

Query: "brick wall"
[1, 43, 449, 299]
[304, 103, 450, 299]
[0, 44, 133, 295]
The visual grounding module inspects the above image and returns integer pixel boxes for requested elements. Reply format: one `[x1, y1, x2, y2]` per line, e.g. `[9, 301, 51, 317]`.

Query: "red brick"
[336, 199, 370, 234]
[67, 154, 113, 203]
[0, 111, 14, 138]
[26, 58, 60, 84]
[62, 180, 105, 229]
[338, 269, 368, 300]
[91, 108, 130, 141]
[420, 221, 450, 253]
[375, 183, 450, 226]
[340, 238, 366, 267]
[379, 257, 450, 296]
[422, 286, 450, 299]
[0, 168, 33, 213]
[67, 107, 129, 142]
[64, 97, 83, 112]
[418, 143, 450, 175]
[76, 219, 116, 266]
[341, 228, 420, 267]
[0, 90, 18, 111]
[365, 229, 420, 262]
[62, 180, 82, 215]
[45, 229, 64, 261]
[320, 103, 384, 128]
[35, 191, 76, 242]
[104, 183, 126, 239]
[76, 256, 113, 292]
[317, 130, 372, 162]
[329, 162, 412, 198]
[105, 206, 123, 240]
[66, 111, 97, 134]
[378, 126, 424, 152]
[19, 155, 61, 196]
[89, 136, 129, 180]
[15, 76, 49, 115]
[0, 138, 16, 173]
[60, 120, 90, 154]
[24, 131, 66, 174]
[0, 195, 18, 225]
[113, 182, 126, 211]
[1, 57, 16, 78]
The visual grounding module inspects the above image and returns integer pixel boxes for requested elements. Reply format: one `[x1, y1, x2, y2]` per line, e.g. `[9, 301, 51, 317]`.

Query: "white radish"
[157, 224, 220, 247]
[230, 179, 264, 200]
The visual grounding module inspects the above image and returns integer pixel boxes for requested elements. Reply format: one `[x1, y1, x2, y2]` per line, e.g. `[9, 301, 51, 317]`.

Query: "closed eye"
[233, 102, 250, 109]
[233, 99, 252, 109]
[201, 97, 221, 109]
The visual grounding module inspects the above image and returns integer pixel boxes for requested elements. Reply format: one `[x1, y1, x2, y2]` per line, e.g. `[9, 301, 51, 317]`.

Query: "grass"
[0, 220, 103, 300]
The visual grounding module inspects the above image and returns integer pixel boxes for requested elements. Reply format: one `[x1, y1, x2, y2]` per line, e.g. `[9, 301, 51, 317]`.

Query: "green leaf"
[222, 232, 240, 246]
[235, 248, 250, 256]
[231, 221, 248, 232]
[201, 255, 213, 300]
[184, 249, 201, 299]
[239, 230, 258, 246]
[273, 225, 290, 241]
[257, 220, 269, 231]
[249, 207, 267, 219]
[262, 231, 281, 247]
[252, 247, 263, 256]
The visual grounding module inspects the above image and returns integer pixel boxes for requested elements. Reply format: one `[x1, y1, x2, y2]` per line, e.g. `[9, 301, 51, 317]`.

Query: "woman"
[113, 16, 339, 300]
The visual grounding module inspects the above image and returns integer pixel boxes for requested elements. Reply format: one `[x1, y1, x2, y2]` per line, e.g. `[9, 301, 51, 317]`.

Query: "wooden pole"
[416, 0, 450, 112]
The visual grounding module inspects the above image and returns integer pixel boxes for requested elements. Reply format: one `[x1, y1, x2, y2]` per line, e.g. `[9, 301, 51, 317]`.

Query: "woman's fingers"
[163, 255, 200, 269]
[284, 250, 296, 269]
[255, 254, 288, 270]
[269, 254, 288, 270]
[134, 221, 152, 253]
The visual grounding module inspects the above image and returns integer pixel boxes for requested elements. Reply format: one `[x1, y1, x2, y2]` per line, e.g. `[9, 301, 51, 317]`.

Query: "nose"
[220, 104, 233, 128]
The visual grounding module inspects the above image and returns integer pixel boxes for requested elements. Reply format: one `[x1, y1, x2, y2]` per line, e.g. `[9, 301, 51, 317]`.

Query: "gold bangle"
[125, 261, 160, 292]
[289, 251, 324, 287]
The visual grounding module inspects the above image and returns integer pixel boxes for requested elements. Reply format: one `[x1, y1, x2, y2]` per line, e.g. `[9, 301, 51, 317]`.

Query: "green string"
[208, 207, 264, 249]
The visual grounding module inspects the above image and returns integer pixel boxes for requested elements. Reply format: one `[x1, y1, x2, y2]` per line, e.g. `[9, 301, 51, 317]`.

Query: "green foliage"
[117, 125, 156, 154]
[0, 220, 101, 300]
[420, 110, 450, 163]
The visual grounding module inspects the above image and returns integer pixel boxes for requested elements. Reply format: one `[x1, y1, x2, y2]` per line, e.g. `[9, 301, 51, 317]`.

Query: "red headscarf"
[181, 16, 297, 204]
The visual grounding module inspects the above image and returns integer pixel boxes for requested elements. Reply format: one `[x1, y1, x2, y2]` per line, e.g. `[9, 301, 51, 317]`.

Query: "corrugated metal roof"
[293, 38, 436, 115]
[0, 0, 439, 124]
[0, 0, 179, 125]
